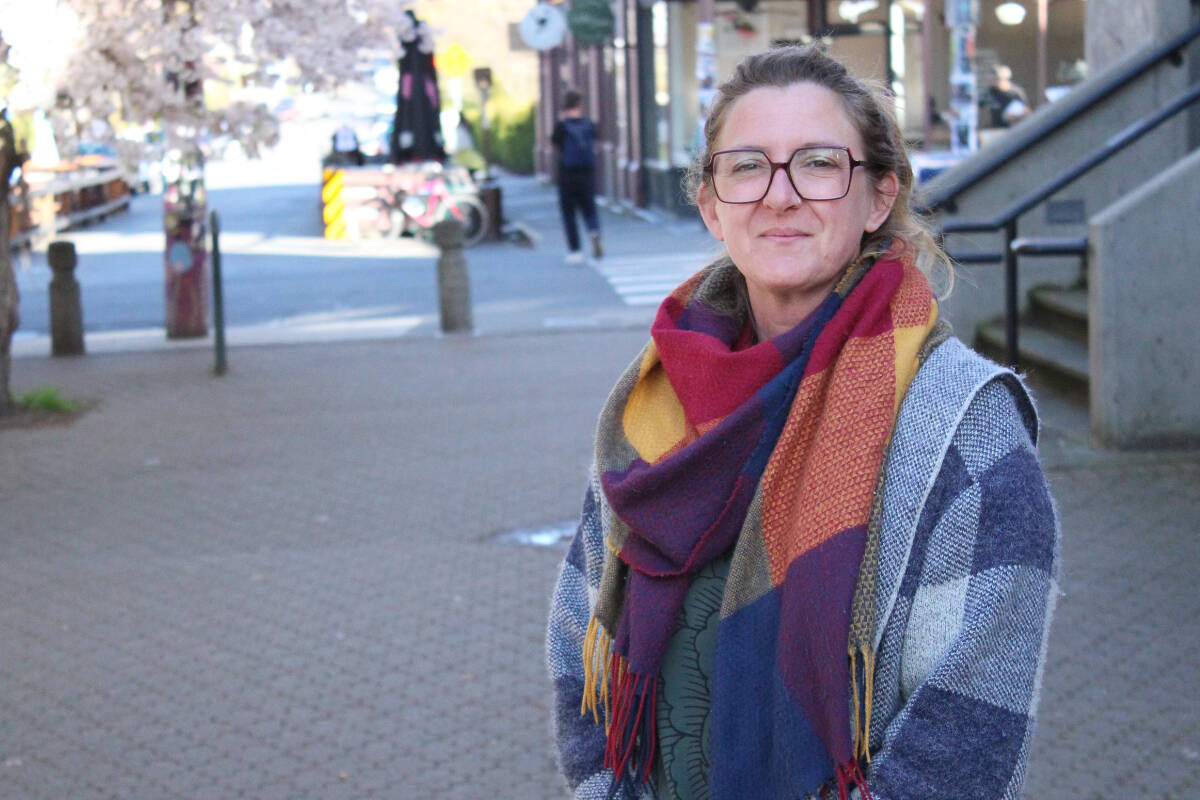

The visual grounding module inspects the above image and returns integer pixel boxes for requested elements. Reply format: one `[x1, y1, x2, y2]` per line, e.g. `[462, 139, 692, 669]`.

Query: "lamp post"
[473, 67, 492, 179]
[472, 66, 502, 241]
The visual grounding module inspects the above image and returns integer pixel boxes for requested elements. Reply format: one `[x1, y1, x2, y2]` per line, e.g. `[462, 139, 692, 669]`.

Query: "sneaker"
[590, 232, 603, 260]
[565, 251, 585, 265]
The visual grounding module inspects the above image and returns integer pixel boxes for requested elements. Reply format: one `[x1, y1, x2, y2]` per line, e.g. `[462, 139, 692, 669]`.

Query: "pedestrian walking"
[547, 45, 1060, 800]
[551, 89, 602, 265]
[982, 64, 1031, 128]
[331, 123, 363, 166]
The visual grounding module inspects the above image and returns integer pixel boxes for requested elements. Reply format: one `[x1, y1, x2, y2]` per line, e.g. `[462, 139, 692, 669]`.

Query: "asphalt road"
[13, 119, 704, 345]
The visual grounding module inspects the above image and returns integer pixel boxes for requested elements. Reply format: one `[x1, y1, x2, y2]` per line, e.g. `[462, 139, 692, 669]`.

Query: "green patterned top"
[653, 550, 732, 800]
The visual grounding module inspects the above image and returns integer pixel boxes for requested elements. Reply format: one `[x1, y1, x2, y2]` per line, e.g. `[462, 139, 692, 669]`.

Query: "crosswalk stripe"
[593, 251, 714, 306]
[607, 276, 682, 287]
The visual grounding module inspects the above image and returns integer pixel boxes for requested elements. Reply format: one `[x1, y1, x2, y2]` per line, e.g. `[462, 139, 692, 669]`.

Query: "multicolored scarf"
[582, 254, 938, 799]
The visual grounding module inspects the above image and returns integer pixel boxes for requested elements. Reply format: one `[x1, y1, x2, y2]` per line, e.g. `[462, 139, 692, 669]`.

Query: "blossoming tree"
[0, 0, 411, 403]
[22, 0, 412, 155]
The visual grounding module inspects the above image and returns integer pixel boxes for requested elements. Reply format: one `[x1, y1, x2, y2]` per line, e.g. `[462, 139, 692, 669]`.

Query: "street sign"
[437, 42, 472, 78]
[567, 0, 614, 45]
[518, 4, 568, 51]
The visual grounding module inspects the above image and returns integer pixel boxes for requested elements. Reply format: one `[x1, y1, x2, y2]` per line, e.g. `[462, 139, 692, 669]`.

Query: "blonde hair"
[684, 44, 951, 291]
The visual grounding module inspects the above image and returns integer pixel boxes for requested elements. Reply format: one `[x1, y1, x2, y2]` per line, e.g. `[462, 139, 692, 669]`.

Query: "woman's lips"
[760, 228, 809, 238]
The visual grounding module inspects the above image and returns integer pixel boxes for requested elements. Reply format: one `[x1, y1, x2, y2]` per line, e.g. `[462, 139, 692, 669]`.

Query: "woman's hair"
[684, 45, 951, 289]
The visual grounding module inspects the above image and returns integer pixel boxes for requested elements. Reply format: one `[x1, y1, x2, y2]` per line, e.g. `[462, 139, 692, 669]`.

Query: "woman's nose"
[762, 164, 802, 209]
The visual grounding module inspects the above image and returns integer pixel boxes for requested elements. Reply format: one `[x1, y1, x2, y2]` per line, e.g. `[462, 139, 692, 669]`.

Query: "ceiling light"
[838, 1, 880, 24]
[995, 2, 1027, 25]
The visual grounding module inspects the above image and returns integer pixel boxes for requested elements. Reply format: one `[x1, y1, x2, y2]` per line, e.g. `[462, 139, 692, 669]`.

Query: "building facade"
[535, 0, 1085, 215]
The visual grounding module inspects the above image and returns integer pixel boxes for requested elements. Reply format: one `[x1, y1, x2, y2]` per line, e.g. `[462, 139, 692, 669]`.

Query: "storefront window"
[667, 0, 700, 169]
[653, 0, 670, 164]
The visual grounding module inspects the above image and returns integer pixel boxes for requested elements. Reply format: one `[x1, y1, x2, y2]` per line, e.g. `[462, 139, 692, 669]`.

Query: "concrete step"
[976, 317, 1089, 400]
[1030, 284, 1089, 343]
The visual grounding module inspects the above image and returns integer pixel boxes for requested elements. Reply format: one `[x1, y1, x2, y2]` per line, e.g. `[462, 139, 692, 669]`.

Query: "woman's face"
[697, 82, 897, 328]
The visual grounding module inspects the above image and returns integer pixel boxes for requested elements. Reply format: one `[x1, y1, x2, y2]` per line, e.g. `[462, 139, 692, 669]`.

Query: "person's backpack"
[560, 119, 596, 170]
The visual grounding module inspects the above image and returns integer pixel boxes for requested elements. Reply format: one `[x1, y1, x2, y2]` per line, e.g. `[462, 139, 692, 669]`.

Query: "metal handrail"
[946, 81, 1200, 234]
[1010, 237, 1088, 257]
[922, 19, 1200, 213]
[938, 79, 1200, 369]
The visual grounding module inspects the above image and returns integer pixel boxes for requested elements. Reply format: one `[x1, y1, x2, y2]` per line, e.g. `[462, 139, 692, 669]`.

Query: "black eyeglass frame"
[704, 145, 871, 204]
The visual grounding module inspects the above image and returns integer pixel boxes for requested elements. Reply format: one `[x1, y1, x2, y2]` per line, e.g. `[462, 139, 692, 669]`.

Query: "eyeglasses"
[705, 146, 870, 204]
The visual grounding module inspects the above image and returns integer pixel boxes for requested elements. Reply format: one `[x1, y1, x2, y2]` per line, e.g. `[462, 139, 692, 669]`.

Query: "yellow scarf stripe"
[581, 618, 616, 728]
[621, 344, 688, 464]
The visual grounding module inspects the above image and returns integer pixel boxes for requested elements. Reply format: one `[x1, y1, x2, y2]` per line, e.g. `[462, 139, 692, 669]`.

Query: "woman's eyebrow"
[723, 142, 844, 152]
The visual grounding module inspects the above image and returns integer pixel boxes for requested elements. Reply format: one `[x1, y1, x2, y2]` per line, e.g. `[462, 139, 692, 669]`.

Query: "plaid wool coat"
[547, 337, 1061, 800]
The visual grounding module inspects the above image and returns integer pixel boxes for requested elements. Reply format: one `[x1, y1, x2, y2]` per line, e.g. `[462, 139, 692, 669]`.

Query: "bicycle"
[353, 164, 489, 247]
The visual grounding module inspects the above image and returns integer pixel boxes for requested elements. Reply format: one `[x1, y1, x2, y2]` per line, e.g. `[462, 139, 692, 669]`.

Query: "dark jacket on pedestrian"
[552, 117, 598, 177]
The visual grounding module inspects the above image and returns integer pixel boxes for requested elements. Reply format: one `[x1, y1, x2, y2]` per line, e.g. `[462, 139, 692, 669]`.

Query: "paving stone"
[2, 331, 1197, 798]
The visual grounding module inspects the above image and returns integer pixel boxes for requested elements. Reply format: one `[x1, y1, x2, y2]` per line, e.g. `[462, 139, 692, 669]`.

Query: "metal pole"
[1036, 0, 1048, 107]
[696, 0, 716, 200]
[922, 2, 934, 147]
[479, 86, 491, 181]
[210, 209, 227, 376]
[883, 0, 893, 90]
[808, 0, 826, 35]
[1003, 219, 1019, 370]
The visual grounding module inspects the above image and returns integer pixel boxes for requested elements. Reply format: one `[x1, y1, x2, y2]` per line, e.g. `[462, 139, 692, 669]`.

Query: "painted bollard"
[162, 146, 208, 339]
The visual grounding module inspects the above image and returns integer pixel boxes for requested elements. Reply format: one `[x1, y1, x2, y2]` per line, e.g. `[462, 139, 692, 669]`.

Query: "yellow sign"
[437, 43, 472, 79]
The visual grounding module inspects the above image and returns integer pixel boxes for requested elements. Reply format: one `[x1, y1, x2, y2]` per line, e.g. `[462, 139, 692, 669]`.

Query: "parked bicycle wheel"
[350, 194, 401, 240]
[439, 194, 489, 247]
[348, 200, 386, 240]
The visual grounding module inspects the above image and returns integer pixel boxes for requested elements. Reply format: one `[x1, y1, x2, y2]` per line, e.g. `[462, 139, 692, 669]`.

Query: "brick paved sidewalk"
[2, 332, 1197, 799]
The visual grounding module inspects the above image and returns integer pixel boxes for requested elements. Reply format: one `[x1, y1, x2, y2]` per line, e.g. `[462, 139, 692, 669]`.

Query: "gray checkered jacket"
[547, 337, 1061, 800]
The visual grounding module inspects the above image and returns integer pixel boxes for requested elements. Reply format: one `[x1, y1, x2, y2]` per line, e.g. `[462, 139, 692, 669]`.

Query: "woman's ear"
[865, 171, 899, 233]
[697, 182, 725, 242]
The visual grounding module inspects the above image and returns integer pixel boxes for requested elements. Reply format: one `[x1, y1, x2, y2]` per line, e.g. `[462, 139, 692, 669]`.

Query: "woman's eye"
[732, 159, 766, 173]
[800, 156, 837, 170]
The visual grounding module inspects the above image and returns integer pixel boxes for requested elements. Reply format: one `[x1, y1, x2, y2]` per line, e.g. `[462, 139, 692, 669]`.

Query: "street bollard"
[47, 241, 85, 356]
[432, 218, 473, 334]
[163, 145, 208, 339]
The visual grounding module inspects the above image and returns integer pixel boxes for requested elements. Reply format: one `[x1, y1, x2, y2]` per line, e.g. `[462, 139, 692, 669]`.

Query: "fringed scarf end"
[581, 617, 614, 725]
[849, 643, 876, 763]
[837, 645, 878, 800]
[834, 758, 875, 800]
[602, 653, 658, 790]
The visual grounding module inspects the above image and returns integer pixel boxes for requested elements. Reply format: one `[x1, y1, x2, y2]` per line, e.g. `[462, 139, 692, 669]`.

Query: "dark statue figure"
[390, 11, 446, 164]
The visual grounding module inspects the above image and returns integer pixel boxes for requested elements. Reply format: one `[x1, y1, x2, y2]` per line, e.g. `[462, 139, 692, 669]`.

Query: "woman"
[547, 45, 1059, 800]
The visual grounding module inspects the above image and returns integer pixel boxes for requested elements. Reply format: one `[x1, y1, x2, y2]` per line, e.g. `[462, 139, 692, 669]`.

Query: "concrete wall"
[1087, 0, 1200, 149]
[1086, 0, 1193, 74]
[1088, 148, 1200, 449]
[919, 13, 1200, 343]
